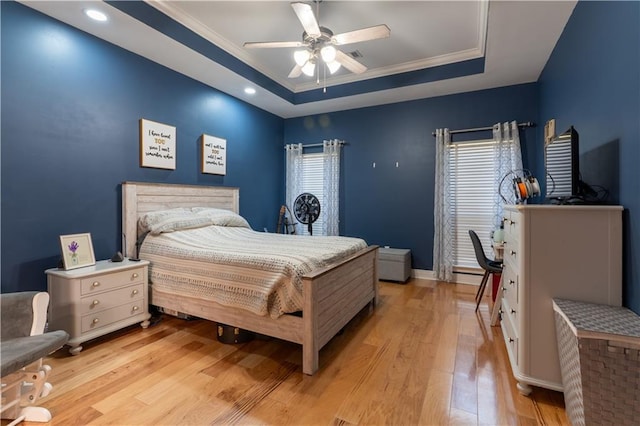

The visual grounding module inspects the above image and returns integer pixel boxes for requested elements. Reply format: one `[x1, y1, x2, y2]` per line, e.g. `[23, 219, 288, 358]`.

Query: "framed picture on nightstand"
[59, 233, 96, 270]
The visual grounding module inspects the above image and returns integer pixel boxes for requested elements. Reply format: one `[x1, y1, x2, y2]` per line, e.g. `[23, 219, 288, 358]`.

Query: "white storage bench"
[378, 248, 411, 283]
[553, 299, 640, 426]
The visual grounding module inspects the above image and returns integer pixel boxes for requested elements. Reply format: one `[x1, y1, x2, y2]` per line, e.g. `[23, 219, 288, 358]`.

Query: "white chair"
[1, 292, 69, 425]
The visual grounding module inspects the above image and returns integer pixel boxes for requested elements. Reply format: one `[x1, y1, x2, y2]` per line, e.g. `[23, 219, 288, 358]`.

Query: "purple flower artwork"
[68, 241, 79, 254]
[68, 241, 79, 264]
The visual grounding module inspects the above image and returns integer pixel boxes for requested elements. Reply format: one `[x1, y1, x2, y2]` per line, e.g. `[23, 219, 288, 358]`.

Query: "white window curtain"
[492, 121, 524, 227]
[433, 128, 454, 281]
[433, 122, 524, 280]
[285, 143, 304, 235]
[322, 139, 341, 236]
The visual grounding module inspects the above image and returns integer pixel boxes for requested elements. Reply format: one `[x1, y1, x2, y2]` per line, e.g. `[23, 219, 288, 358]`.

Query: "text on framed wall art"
[201, 134, 227, 175]
[140, 118, 176, 170]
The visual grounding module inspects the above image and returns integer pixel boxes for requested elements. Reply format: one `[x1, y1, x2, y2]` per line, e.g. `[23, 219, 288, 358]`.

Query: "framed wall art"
[140, 118, 176, 170]
[201, 134, 227, 175]
[59, 233, 96, 270]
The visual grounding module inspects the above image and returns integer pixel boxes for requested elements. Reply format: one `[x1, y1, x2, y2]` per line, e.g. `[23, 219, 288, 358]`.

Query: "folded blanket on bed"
[140, 225, 367, 318]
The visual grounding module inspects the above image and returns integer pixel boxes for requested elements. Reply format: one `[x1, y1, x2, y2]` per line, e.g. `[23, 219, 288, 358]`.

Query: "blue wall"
[538, 0, 640, 313]
[1, 2, 284, 293]
[284, 84, 539, 270]
[3, 1, 637, 316]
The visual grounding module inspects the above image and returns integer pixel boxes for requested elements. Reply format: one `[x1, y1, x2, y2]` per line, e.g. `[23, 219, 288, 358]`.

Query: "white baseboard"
[411, 269, 482, 286]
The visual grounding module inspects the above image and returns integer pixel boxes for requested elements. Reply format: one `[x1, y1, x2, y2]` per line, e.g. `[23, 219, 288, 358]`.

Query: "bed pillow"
[138, 208, 212, 235]
[191, 207, 251, 228]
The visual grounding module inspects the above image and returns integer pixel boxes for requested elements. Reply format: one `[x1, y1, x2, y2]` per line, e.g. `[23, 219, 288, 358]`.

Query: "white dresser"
[499, 205, 622, 395]
[46, 259, 151, 354]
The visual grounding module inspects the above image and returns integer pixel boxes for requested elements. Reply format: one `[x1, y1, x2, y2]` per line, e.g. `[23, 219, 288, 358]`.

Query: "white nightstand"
[46, 258, 151, 355]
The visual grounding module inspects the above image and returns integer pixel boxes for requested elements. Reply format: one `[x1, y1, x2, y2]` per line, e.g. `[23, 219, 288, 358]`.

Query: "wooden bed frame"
[121, 181, 378, 375]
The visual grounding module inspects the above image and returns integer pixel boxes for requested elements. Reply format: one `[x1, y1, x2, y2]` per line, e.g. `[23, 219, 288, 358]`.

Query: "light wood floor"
[22, 280, 570, 425]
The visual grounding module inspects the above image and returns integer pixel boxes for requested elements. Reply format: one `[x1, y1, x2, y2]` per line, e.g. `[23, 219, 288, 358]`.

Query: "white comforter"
[140, 226, 368, 318]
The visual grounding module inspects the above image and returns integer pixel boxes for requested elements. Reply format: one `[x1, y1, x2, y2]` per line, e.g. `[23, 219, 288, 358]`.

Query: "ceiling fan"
[243, 1, 390, 78]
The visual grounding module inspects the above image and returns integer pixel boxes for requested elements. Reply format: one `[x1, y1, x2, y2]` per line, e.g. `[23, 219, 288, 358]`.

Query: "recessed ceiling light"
[244, 87, 256, 95]
[84, 9, 108, 22]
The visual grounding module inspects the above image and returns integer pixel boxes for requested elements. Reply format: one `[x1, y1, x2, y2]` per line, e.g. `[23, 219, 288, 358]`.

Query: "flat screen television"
[545, 126, 579, 202]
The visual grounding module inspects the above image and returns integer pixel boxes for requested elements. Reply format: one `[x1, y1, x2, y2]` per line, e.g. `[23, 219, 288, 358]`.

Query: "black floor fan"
[293, 193, 321, 235]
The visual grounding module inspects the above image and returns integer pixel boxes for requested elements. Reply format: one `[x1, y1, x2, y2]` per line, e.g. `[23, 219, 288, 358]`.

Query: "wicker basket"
[553, 299, 640, 426]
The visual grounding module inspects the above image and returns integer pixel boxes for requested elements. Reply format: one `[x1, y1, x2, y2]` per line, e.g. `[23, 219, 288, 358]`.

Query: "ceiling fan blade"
[332, 24, 391, 46]
[244, 41, 305, 49]
[291, 2, 321, 38]
[288, 64, 303, 78]
[335, 49, 367, 74]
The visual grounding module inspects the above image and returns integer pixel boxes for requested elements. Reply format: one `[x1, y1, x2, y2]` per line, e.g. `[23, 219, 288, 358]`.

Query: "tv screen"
[545, 126, 579, 200]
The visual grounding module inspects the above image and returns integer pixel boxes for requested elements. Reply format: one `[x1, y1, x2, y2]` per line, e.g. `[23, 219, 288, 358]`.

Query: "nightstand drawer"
[81, 301, 145, 333]
[80, 284, 144, 315]
[81, 267, 145, 295]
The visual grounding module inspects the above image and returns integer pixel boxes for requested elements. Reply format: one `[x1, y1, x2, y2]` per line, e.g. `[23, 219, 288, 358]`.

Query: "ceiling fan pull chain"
[323, 62, 327, 93]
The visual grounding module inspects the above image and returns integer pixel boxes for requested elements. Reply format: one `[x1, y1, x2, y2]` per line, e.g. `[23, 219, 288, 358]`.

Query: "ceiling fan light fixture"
[320, 45, 337, 63]
[326, 60, 341, 74]
[301, 60, 316, 77]
[294, 50, 310, 67]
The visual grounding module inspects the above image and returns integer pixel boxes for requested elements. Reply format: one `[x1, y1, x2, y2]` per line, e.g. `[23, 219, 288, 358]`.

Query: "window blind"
[300, 153, 325, 236]
[449, 140, 496, 269]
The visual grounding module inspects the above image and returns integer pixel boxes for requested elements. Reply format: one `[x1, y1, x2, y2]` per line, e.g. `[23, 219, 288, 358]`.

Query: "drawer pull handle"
[132, 273, 139, 279]
[132, 306, 139, 312]
[132, 289, 139, 296]
[92, 300, 100, 306]
[508, 337, 514, 343]
[510, 250, 516, 256]
[498, 309, 503, 315]
[509, 220, 515, 225]
[511, 308, 516, 314]
[502, 286, 507, 292]
[509, 279, 515, 285]
[92, 318, 99, 325]
[92, 281, 100, 287]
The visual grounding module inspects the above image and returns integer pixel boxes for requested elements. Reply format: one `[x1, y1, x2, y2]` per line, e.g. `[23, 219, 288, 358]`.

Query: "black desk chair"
[469, 230, 503, 312]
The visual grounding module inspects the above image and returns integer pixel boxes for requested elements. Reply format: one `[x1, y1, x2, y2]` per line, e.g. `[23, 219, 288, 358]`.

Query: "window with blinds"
[300, 153, 325, 236]
[449, 139, 496, 270]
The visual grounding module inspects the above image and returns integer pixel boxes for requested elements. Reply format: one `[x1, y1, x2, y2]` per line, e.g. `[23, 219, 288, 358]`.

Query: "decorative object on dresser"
[58, 233, 96, 270]
[378, 247, 411, 283]
[46, 259, 151, 355]
[553, 299, 640, 426]
[497, 205, 622, 395]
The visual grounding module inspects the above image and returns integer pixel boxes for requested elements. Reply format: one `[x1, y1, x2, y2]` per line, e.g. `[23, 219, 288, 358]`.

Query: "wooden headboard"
[121, 181, 239, 258]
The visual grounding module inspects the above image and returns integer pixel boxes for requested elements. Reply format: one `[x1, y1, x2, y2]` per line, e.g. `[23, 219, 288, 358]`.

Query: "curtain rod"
[284, 140, 346, 149]
[431, 121, 535, 137]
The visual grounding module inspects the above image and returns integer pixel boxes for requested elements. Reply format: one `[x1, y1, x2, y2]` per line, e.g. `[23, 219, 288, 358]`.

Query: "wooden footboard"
[302, 245, 379, 375]
[150, 245, 378, 375]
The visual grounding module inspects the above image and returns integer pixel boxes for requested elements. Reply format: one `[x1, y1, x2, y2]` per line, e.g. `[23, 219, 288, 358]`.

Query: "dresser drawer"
[81, 301, 145, 333]
[81, 267, 145, 295]
[502, 266, 519, 315]
[80, 284, 144, 315]
[501, 294, 520, 334]
[503, 237, 519, 271]
[501, 305, 519, 367]
[503, 211, 520, 244]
